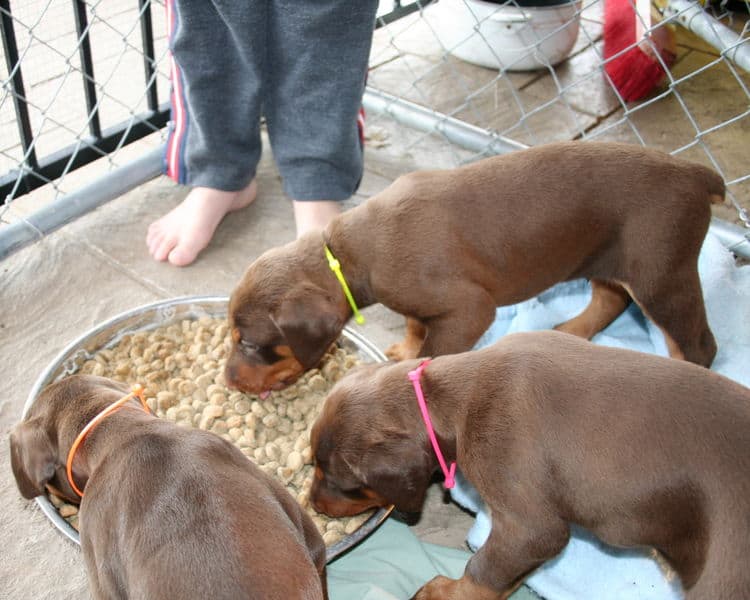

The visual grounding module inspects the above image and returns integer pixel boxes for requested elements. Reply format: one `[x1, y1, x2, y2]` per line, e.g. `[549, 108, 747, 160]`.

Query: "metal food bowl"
[23, 295, 393, 562]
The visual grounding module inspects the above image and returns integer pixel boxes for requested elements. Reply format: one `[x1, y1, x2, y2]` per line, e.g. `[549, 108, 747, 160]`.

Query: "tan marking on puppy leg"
[386, 317, 427, 361]
[661, 331, 687, 361]
[621, 282, 688, 362]
[412, 574, 502, 600]
[554, 279, 630, 339]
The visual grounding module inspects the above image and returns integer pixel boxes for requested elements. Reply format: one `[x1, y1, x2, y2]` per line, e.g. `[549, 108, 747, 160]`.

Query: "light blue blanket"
[328, 520, 469, 600]
[450, 232, 750, 600]
[329, 519, 539, 599]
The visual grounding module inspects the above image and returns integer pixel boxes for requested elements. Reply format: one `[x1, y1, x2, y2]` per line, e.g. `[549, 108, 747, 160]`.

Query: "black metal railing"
[0, 0, 429, 206]
[0, 0, 170, 203]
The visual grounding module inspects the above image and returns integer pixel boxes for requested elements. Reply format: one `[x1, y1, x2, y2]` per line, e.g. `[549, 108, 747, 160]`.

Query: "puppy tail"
[698, 166, 725, 205]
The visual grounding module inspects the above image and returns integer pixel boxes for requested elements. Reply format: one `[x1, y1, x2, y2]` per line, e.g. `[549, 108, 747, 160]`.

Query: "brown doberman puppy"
[309, 331, 750, 600]
[10, 375, 328, 600]
[225, 141, 723, 395]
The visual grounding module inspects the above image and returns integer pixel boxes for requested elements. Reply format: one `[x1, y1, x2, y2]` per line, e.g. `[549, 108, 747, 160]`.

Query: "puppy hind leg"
[554, 279, 631, 339]
[624, 270, 716, 367]
[386, 317, 427, 361]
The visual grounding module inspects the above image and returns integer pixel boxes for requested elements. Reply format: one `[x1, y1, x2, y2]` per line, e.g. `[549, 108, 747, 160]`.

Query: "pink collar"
[407, 359, 456, 489]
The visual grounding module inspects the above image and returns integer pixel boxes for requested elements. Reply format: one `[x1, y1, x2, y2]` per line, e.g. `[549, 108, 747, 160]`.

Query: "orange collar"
[65, 384, 149, 498]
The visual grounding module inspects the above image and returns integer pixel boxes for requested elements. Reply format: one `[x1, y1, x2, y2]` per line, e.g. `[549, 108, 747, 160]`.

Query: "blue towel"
[328, 520, 470, 600]
[450, 232, 750, 600]
[327, 519, 539, 600]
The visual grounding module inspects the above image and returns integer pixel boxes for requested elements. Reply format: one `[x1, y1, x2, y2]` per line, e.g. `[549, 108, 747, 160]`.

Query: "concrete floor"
[1, 4, 749, 599]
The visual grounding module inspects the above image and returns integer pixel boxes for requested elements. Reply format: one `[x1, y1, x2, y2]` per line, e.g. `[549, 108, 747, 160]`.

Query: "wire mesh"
[0, 0, 748, 232]
[367, 0, 750, 228]
[0, 0, 170, 217]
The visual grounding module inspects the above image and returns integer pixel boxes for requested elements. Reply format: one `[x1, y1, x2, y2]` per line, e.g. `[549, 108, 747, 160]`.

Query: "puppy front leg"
[418, 292, 497, 357]
[413, 508, 569, 600]
[386, 317, 426, 361]
[411, 574, 501, 600]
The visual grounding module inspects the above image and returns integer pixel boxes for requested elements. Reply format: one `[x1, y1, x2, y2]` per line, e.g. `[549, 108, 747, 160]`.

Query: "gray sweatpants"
[164, 0, 378, 200]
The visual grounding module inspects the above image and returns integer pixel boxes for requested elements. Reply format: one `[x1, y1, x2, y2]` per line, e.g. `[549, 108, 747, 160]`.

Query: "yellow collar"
[324, 244, 365, 325]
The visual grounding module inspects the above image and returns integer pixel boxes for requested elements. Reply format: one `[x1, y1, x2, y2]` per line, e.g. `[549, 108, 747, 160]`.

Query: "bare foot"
[147, 179, 257, 266]
[292, 200, 342, 237]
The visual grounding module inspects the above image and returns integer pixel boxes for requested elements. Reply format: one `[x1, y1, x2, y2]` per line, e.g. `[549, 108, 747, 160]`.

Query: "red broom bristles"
[603, 0, 677, 102]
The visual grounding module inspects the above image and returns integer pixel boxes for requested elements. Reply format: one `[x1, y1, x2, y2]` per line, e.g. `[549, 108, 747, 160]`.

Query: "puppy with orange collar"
[225, 142, 722, 396]
[11, 375, 329, 600]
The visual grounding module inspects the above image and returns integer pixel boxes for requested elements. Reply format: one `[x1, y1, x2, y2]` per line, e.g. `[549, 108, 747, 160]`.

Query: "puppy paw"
[411, 576, 454, 600]
[412, 575, 502, 600]
[385, 341, 418, 362]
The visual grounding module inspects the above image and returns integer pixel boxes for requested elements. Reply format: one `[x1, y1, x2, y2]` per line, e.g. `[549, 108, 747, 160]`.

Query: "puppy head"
[309, 363, 434, 517]
[226, 244, 345, 394]
[10, 375, 129, 502]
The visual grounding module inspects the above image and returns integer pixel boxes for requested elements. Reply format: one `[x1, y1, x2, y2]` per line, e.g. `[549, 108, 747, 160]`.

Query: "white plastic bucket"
[428, 0, 583, 71]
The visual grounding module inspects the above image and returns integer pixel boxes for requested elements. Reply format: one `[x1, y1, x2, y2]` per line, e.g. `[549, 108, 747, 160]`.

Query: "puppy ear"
[9, 419, 57, 499]
[362, 435, 433, 513]
[275, 285, 344, 369]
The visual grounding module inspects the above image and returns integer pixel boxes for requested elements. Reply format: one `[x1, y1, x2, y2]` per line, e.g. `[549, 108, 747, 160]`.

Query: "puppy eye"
[340, 486, 366, 499]
[331, 480, 362, 496]
[239, 339, 259, 353]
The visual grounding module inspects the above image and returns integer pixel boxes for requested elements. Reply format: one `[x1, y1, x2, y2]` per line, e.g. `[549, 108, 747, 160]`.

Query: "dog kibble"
[209, 392, 227, 406]
[66, 316, 374, 546]
[225, 415, 243, 429]
[211, 421, 228, 436]
[277, 419, 292, 435]
[322, 530, 340, 546]
[156, 391, 177, 411]
[59, 504, 78, 518]
[265, 442, 280, 461]
[115, 363, 131, 376]
[204, 404, 224, 418]
[344, 518, 361, 535]
[309, 375, 327, 393]
[262, 413, 279, 428]
[287, 451, 303, 471]
[278, 466, 295, 483]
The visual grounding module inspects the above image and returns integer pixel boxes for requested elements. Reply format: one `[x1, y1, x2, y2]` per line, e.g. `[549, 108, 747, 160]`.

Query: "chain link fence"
[0, 0, 170, 206]
[1, 0, 748, 258]
[363, 0, 750, 235]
